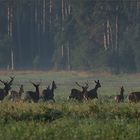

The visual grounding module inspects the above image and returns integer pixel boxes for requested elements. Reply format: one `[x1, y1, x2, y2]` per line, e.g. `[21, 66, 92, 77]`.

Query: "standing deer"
[114, 86, 124, 103]
[84, 80, 101, 100]
[128, 91, 140, 102]
[69, 82, 89, 101]
[0, 76, 15, 101]
[23, 82, 40, 103]
[42, 81, 57, 102]
[10, 85, 24, 102]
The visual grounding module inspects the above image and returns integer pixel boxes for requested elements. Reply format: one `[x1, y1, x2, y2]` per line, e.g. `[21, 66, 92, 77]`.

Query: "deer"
[128, 91, 140, 102]
[0, 76, 15, 101]
[69, 82, 89, 101]
[114, 86, 124, 103]
[10, 85, 24, 102]
[23, 82, 40, 103]
[84, 80, 101, 100]
[41, 81, 57, 102]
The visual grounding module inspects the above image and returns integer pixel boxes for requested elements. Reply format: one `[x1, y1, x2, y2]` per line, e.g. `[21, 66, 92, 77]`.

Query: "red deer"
[114, 86, 124, 103]
[10, 85, 24, 102]
[24, 82, 40, 103]
[84, 80, 101, 100]
[42, 81, 57, 102]
[69, 82, 89, 101]
[0, 76, 15, 101]
[128, 91, 140, 102]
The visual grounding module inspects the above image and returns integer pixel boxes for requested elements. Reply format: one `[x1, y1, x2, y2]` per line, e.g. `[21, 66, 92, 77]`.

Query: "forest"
[0, 0, 140, 73]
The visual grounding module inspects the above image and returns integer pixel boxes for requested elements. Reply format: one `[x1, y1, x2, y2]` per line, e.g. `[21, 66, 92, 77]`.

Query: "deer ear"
[95, 80, 97, 83]
[98, 80, 99, 82]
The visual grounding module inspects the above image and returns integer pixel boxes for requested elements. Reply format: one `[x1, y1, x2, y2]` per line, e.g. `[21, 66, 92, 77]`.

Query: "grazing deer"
[24, 82, 40, 103]
[114, 86, 124, 103]
[0, 76, 15, 101]
[128, 91, 140, 102]
[10, 85, 24, 102]
[69, 82, 89, 101]
[84, 80, 101, 100]
[42, 81, 57, 102]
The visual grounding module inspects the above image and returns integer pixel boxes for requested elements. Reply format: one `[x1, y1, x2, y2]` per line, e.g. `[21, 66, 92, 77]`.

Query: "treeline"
[0, 0, 140, 73]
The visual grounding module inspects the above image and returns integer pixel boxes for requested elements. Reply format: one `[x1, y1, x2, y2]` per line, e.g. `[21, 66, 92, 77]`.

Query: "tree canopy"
[0, 0, 140, 73]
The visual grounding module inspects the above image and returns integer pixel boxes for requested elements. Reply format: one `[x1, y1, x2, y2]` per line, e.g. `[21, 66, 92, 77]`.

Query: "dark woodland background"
[0, 0, 140, 73]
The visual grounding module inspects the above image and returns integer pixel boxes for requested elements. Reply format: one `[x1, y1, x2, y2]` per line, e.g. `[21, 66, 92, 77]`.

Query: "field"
[0, 71, 140, 140]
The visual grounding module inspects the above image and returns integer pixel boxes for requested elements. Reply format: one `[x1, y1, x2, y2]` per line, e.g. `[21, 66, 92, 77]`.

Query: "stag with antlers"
[41, 81, 57, 102]
[0, 76, 15, 101]
[69, 82, 89, 101]
[84, 80, 101, 100]
[23, 82, 40, 103]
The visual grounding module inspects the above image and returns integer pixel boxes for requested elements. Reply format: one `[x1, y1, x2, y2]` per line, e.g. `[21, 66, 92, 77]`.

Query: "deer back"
[42, 81, 56, 101]
[128, 92, 140, 102]
[0, 89, 6, 100]
[86, 89, 98, 99]
[69, 88, 83, 101]
[85, 80, 101, 100]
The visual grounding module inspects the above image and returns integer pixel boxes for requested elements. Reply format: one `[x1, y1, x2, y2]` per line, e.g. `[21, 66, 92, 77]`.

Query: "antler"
[75, 82, 82, 87]
[0, 79, 7, 84]
[85, 82, 89, 88]
[8, 76, 15, 85]
[30, 81, 40, 86]
[76, 81, 89, 88]
[30, 81, 36, 86]
[94, 80, 97, 83]
[10, 76, 15, 79]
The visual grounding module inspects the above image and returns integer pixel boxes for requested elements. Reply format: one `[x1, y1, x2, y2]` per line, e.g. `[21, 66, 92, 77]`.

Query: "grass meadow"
[0, 71, 140, 140]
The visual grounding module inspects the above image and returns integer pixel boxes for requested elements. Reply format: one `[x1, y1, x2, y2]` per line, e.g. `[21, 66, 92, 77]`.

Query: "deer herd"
[0, 76, 140, 103]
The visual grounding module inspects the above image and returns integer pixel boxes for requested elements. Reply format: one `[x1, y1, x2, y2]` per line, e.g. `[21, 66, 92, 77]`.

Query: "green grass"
[0, 101, 140, 140]
[0, 71, 140, 140]
[0, 118, 139, 140]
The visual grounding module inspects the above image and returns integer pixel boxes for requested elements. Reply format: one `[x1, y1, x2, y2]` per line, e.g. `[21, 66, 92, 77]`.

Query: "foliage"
[32, 55, 40, 69]
[0, 101, 140, 140]
[0, 35, 12, 67]
[0, 0, 140, 73]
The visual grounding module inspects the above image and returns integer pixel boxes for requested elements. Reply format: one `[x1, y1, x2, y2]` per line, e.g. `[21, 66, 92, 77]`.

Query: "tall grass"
[0, 71, 140, 140]
[0, 101, 140, 140]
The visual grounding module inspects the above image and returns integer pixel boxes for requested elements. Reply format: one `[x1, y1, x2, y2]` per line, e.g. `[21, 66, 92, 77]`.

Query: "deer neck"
[51, 83, 55, 93]
[19, 89, 24, 96]
[4, 90, 9, 96]
[94, 85, 99, 91]
[82, 89, 86, 95]
[4, 87, 10, 96]
[51, 87, 54, 93]
[120, 91, 124, 97]
[35, 87, 40, 96]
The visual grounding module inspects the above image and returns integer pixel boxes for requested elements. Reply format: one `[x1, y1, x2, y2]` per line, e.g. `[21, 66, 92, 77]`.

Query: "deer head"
[120, 86, 124, 92]
[9, 76, 15, 86]
[30, 81, 41, 88]
[0, 76, 15, 91]
[75, 82, 89, 92]
[94, 80, 101, 88]
[52, 81, 57, 89]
